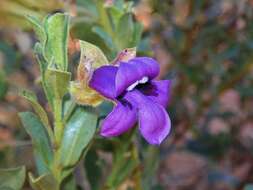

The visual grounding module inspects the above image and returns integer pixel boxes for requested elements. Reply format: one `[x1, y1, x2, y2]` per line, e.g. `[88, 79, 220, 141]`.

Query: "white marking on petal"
[139, 76, 148, 84]
[126, 76, 149, 91]
[127, 81, 139, 91]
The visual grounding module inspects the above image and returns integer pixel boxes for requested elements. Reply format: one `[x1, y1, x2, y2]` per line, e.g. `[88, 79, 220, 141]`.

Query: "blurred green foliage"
[72, 0, 144, 59]
[0, 0, 63, 29]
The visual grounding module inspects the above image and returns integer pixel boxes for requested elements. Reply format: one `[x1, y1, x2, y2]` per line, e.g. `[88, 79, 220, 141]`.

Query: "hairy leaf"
[58, 106, 98, 169]
[44, 13, 69, 71]
[20, 90, 50, 132]
[19, 112, 53, 175]
[45, 68, 71, 100]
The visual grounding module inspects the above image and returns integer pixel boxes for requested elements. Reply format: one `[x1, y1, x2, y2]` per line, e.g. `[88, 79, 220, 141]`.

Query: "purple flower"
[89, 57, 171, 145]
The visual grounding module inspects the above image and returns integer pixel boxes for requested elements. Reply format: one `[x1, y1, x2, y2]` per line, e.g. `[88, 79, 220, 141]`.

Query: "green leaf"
[106, 156, 138, 188]
[108, 6, 123, 28]
[19, 112, 53, 175]
[114, 0, 125, 9]
[26, 15, 46, 45]
[34, 43, 47, 72]
[116, 13, 134, 49]
[105, 132, 139, 189]
[45, 68, 71, 100]
[132, 23, 143, 46]
[79, 40, 109, 69]
[84, 149, 103, 190]
[29, 173, 58, 190]
[76, 0, 98, 17]
[61, 174, 77, 190]
[0, 70, 8, 100]
[20, 90, 51, 134]
[0, 166, 26, 190]
[44, 13, 70, 71]
[142, 147, 160, 190]
[92, 26, 115, 51]
[58, 106, 98, 169]
[34, 50, 54, 108]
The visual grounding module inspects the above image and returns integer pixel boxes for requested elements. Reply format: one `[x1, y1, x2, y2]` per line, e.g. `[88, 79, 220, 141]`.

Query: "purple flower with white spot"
[89, 57, 171, 145]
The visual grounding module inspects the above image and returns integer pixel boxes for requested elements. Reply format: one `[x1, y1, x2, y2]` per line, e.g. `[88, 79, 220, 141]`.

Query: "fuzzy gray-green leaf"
[44, 13, 69, 71]
[26, 15, 46, 44]
[116, 13, 134, 49]
[19, 112, 53, 175]
[59, 106, 98, 169]
[20, 90, 50, 132]
[45, 68, 71, 100]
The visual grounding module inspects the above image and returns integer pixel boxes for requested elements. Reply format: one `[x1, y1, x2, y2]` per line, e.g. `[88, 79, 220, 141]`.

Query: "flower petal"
[115, 57, 160, 96]
[139, 101, 171, 145]
[138, 80, 171, 107]
[89, 65, 118, 99]
[100, 101, 137, 137]
[125, 90, 171, 145]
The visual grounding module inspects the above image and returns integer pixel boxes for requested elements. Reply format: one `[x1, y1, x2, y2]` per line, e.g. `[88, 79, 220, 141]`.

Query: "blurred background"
[0, 0, 253, 189]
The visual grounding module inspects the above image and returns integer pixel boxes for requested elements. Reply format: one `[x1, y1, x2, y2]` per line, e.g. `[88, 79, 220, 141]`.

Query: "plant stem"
[142, 147, 160, 190]
[54, 98, 64, 148]
[132, 145, 142, 190]
[103, 129, 142, 189]
[52, 98, 64, 186]
[45, 123, 55, 148]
